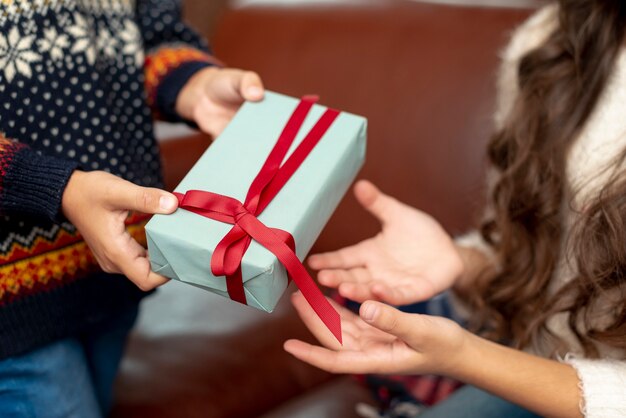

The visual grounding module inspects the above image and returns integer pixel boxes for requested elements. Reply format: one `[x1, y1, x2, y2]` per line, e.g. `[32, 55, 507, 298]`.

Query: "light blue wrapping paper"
[146, 91, 367, 312]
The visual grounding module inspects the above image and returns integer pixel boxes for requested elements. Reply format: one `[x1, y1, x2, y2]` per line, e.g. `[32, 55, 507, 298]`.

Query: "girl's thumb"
[360, 301, 417, 342]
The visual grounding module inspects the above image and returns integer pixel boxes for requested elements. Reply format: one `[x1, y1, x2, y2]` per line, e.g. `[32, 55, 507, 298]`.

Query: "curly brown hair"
[469, 0, 626, 357]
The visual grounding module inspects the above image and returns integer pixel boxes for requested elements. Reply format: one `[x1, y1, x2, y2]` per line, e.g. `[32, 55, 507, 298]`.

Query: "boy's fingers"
[120, 254, 169, 291]
[217, 69, 264, 103]
[240, 71, 265, 101]
[107, 177, 177, 215]
[113, 238, 169, 291]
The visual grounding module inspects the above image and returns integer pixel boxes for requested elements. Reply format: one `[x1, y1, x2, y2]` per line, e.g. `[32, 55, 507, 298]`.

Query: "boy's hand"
[284, 291, 468, 376]
[308, 180, 464, 305]
[176, 67, 265, 137]
[61, 170, 178, 291]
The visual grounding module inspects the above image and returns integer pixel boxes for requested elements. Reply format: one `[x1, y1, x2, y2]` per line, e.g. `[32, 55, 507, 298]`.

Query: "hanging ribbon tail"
[290, 269, 343, 345]
[237, 213, 343, 344]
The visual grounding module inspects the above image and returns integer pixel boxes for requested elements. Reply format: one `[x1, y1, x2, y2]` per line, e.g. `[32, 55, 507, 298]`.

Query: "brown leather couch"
[111, 1, 534, 417]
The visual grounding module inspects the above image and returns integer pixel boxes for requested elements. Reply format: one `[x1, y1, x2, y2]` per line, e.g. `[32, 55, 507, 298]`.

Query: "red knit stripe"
[0, 215, 150, 304]
[0, 136, 27, 197]
[144, 47, 221, 115]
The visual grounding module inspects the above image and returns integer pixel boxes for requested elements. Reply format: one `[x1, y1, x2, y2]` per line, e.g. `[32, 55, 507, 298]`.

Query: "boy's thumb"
[360, 301, 416, 342]
[111, 179, 178, 214]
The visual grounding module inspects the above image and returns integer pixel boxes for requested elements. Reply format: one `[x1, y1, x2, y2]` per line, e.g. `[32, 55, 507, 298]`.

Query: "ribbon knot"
[234, 207, 251, 223]
[174, 97, 343, 343]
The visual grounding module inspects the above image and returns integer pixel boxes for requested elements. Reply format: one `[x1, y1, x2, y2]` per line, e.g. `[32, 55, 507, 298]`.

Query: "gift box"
[146, 91, 366, 339]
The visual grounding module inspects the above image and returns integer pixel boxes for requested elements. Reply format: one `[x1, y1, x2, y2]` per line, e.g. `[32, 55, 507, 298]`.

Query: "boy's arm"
[0, 133, 77, 220]
[137, 0, 221, 122]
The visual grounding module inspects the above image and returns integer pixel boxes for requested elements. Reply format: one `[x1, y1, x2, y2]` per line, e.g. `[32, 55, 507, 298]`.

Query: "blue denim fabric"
[0, 305, 138, 418]
[416, 385, 542, 418]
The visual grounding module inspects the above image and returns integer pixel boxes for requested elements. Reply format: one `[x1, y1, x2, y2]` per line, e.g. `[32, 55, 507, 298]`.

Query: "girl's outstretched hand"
[309, 180, 463, 305]
[283, 291, 468, 376]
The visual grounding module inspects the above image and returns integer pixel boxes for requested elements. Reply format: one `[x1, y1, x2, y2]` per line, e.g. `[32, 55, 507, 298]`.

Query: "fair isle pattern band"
[0, 213, 149, 304]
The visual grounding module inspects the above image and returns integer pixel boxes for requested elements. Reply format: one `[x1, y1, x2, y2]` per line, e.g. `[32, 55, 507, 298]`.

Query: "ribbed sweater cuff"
[564, 354, 626, 418]
[454, 229, 500, 269]
[1, 147, 78, 221]
[156, 60, 215, 124]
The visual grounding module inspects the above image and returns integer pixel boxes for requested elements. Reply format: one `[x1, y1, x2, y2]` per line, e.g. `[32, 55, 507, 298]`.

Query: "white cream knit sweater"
[457, 5, 626, 417]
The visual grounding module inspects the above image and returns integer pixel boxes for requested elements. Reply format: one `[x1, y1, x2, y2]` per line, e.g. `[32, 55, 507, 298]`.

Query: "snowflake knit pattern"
[0, 0, 217, 358]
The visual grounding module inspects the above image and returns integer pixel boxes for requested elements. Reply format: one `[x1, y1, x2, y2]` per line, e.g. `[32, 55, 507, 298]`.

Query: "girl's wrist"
[448, 331, 484, 381]
[451, 243, 496, 296]
[437, 327, 476, 379]
[451, 244, 472, 291]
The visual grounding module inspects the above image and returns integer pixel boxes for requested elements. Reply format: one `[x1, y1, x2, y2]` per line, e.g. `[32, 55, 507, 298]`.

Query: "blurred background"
[113, 1, 542, 417]
[180, 0, 542, 38]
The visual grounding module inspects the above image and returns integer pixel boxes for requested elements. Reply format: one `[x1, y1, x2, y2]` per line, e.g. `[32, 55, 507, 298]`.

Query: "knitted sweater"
[457, 5, 626, 417]
[0, 0, 217, 358]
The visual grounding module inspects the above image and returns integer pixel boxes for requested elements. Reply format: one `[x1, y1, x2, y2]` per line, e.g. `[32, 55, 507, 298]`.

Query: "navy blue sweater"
[0, 0, 216, 358]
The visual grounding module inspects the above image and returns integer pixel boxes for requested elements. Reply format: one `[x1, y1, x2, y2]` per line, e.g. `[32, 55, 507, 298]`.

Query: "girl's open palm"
[309, 180, 463, 305]
[283, 291, 466, 376]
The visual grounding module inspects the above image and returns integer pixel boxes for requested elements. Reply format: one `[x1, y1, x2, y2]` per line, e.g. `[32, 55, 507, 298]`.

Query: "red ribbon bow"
[174, 96, 342, 343]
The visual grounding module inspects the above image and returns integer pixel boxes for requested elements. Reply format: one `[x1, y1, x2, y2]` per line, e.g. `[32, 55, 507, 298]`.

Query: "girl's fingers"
[283, 340, 343, 373]
[370, 282, 393, 299]
[354, 180, 399, 224]
[360, 301, 431, 347]
[318, 268, 373, 287]
[308, 240, 370, 270]
[338, 282, 377, 302]
[291, 291, 355, 350]
[284, 340, 363, 374]
[370, 277, 436, 305]
[371, 282, 416, 305]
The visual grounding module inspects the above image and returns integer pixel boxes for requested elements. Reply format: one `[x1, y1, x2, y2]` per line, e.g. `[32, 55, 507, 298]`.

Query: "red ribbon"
[174, 96, 342, 343]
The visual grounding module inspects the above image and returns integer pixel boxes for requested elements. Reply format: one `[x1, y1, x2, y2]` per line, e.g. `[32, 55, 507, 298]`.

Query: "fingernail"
[247, 86, 263, 98]
[361, 303, 378, 322]
[159, 195, 177, 211]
